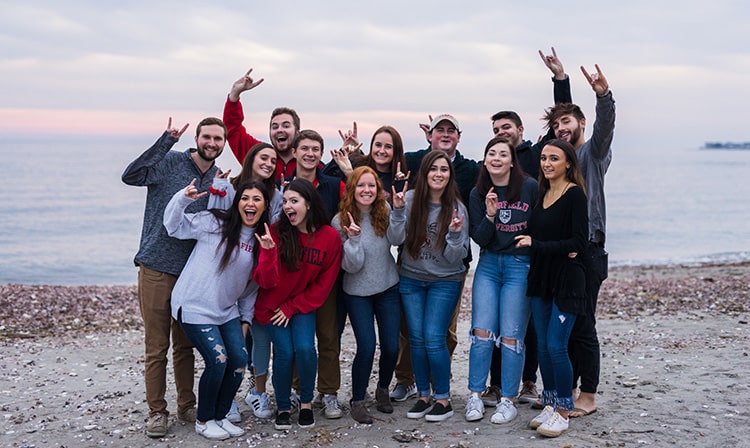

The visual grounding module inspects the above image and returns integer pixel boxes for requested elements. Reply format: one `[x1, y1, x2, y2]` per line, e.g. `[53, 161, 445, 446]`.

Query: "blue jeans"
[468, 252, 531, 398]
[530, 297, 577, 412]
[250, 319, 271, 376]
[399, 276, 462, 400]
[267, 312, 317, 411]
[344, 284, 401, 401]
[179, 317, 247, 423]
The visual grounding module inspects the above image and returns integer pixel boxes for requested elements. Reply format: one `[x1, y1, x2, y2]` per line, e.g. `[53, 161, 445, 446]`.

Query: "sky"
[2, 1, 750, 164]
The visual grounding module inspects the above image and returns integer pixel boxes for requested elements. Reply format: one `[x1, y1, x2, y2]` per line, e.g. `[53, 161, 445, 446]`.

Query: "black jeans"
[568, 243, 608, 394]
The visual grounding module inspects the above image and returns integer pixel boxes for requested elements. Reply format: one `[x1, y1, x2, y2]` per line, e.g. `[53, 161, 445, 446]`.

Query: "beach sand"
[1, 262, 749, 447]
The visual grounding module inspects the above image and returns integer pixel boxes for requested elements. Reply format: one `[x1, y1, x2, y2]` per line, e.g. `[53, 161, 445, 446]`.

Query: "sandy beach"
[1, 262, 748, 448]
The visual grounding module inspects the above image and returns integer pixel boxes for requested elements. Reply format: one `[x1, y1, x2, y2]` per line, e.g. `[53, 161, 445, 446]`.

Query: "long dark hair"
[538, 139, 587, 198]
[354, 126, 407, 178]
[277, 178, 329, 272]
[232, 142, 277, 203]
[475, 137, 527, 204]
[210, 181, 270, 272]
[405, 151, 461, 259]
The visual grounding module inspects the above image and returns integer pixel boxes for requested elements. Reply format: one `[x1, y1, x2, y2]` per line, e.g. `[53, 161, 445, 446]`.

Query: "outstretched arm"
[224, 68, 265, 164]
[122, 117, 187, 186]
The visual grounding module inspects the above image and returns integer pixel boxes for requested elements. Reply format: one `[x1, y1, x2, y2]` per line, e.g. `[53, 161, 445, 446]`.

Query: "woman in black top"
[515, 139, 588, 438]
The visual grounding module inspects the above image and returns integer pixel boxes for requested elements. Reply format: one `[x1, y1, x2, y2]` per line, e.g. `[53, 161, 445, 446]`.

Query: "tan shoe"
[350, 399, 373, 424]
[146, 412, 168, 438]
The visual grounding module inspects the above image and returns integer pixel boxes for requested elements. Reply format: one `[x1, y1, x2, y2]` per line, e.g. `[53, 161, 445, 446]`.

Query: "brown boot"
[376, 387, 393, 414]
[350, 399, 373, 424]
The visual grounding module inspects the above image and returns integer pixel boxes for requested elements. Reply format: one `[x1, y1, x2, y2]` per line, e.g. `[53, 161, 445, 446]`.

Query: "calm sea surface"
[2, 137, 749, 285]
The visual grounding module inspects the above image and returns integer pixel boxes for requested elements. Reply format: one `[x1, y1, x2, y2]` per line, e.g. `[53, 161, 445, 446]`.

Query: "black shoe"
[274, 411, 292, 430]
[425, 402, 454, 422]
[406, 399, 433, 419]
[298, 408, 315, 428]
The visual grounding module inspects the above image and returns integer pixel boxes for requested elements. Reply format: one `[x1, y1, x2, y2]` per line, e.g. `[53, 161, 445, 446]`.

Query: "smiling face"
[282, 189, 309, 229]
[293, 138, 323, 172]
[426, 157, 451, 193]
[251, 147, 277, 180]
[370, 131, 394, 171]
[484, 142, 513, 184]
[491, 118, 524, 147]
[428, 120, 460, 157]
[238, 187, 267, 227]
[354, 172, 378, 211]
[194, 124, 226, 161]
[552, 114, 585, 148]
[540, 144, 570, 182]
[270, 113, 297, 154]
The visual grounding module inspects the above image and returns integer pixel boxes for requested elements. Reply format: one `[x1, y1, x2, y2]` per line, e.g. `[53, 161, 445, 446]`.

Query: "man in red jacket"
[222, 68, 301, 181]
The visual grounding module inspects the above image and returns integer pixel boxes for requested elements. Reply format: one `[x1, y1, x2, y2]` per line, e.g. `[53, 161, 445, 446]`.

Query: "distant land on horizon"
[703, 141, 750, 150]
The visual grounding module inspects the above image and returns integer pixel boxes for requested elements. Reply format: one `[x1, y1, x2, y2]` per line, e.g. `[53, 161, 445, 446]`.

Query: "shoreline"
[1, 261, 749, 447]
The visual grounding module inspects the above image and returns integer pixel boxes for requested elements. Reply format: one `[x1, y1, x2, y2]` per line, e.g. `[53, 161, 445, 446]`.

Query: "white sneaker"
[216, 418, 245, 437]
[529, 405, 555, 429]
[464, 393, 485, 421]
[245, 389, 274, 419]
[195, 419, 230, 440]
[226, 400, 242, 423]
[322, 394, 343, 419]
[490, 397, 518, 424]
[536, 411, 569, 438]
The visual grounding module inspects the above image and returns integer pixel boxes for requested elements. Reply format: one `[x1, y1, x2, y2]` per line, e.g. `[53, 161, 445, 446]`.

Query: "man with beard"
[542, 64, 615, 419]
[223, 68, 303, 181]
[122, 117, 226, 438]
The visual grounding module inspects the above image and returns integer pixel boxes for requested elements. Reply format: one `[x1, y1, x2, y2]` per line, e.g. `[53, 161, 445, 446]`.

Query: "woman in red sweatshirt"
[252, 178, 342, 431]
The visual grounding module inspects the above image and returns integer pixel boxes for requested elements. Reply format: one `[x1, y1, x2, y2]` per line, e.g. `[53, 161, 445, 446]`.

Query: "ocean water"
[2, 137, 749, 285]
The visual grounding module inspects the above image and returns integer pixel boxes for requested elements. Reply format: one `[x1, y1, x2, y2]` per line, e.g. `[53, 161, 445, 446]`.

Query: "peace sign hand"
[449, 208, 464, 232]
[184, 178, 207, 200]
[166, 117, 189, 139]
[254, 223, 276, 249]
[343, 211, 361, 238]
[581, 64, 609, 96]
[229, 68, 265, 101]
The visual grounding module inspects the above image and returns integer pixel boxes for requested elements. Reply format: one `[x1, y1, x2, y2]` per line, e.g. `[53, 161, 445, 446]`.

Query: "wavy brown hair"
[475, 137, 527, 204]
[405, 151, 461, 259]
[338, 166, 389, 237]
[277, 178, 329, 272]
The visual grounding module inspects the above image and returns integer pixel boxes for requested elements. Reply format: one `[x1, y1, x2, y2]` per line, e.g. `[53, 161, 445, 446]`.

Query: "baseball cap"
[428, 114, 460, 132]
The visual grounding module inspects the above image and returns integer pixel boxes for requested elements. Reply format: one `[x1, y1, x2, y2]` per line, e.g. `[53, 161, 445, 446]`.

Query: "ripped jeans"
[180, 317, 247, 423]
[467, 252, 531, 397]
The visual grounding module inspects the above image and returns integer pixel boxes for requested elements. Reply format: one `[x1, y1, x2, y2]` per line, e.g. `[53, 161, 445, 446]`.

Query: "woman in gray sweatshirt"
[331, 166, 401, 424]
[388, 151, 469, 422]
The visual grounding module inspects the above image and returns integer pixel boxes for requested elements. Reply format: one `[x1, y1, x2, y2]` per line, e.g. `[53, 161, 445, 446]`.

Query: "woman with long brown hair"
[388, 150, 469, 422]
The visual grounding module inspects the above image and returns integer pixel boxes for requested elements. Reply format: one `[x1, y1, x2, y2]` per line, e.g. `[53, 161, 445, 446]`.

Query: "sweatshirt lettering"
[301, 246, 324, 266]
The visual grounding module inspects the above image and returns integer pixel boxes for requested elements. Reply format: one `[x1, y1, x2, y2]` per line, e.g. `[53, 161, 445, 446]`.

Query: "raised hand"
[391, 180, 408, 209]
[229, 68, 265, 101]
[418, 114, 434, 143]
[581, 64, 609, 96]
[330, 147, 354, 177]
[485, 190, 498, 219]
[343, 211, 361, 238]
[184, 178, 207, 200]
[255, 223, 276, 249]
[338, 122, 359, 149]
[166, 117, 189, 139]
[215, 168, 232, 179]
[449, 208, 464, 232]
[538, 47, 566, 80]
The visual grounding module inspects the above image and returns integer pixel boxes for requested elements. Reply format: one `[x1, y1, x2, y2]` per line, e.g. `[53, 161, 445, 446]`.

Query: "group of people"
[123, 47, 615, 441]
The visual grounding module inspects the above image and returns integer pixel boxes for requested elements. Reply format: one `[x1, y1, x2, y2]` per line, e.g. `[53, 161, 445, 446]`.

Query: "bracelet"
[486, 213, 496, 220]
